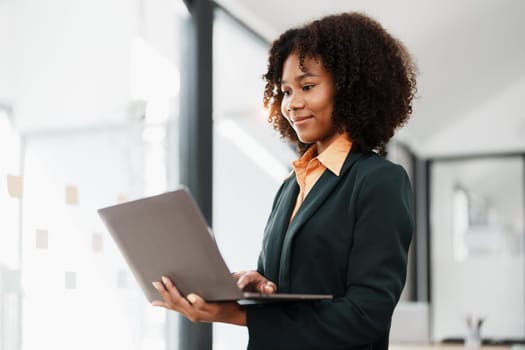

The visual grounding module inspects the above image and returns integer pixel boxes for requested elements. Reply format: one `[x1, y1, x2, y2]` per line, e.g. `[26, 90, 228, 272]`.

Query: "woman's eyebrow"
[281, 72, 319, 85]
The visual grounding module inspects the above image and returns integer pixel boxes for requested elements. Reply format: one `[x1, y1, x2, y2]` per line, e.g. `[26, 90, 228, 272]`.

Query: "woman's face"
[280, 53, 338, 153]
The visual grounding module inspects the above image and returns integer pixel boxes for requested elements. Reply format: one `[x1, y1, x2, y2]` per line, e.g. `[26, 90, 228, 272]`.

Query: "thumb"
[187, 293, 205, 310]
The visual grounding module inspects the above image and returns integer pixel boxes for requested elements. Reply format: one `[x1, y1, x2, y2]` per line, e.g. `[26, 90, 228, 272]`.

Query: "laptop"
[97, 188, 332, 304]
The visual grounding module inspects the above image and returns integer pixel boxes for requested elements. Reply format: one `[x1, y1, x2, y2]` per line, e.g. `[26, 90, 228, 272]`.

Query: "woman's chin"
[298, 138, 314, 145]
[296, 134, 315, 145]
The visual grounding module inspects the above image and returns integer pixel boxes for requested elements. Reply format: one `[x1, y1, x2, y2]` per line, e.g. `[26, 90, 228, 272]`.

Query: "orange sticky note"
[117, 194, 129, 203]
[65, 185, 79, 205]
[7, 175, 23, 198]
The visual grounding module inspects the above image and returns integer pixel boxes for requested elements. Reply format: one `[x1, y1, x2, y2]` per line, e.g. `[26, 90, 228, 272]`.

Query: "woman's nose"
[287, 95, 305, 111]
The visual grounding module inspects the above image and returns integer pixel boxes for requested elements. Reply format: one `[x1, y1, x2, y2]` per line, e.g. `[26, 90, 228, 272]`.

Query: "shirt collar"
[317, 133, 352, 176]
[292, 133, 352, 176]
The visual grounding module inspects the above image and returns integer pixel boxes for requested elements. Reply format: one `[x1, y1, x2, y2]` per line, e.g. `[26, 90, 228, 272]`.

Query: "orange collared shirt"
[290, 133, 352, 221]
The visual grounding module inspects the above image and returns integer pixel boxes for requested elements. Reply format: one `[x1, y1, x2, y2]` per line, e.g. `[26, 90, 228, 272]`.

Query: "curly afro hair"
[263, 12, 417, 156]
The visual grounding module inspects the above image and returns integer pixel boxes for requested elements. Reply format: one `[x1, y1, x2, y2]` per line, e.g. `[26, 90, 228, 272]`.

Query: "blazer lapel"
[262, 177, 298, 282]
[277, 150, 363, 291]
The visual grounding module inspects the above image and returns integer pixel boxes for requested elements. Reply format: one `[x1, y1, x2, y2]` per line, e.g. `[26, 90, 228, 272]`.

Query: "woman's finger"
[153, 277, 193, 313]
[260, 281, 277, 294]
[237, 271, 260, 289]
[153, 281, 174, 305]
[236, 274, 248, 289]
[187, 293, 207, 311]
[232, 271, 243, 281]
[161, 276, 194, 307]
[151, 300, 169, 308]
[161, 276, 182, 298]
[152, 277, 218, 323]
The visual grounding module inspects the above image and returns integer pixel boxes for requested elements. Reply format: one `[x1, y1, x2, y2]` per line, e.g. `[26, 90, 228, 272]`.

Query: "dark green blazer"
[246, 150, 413, 350]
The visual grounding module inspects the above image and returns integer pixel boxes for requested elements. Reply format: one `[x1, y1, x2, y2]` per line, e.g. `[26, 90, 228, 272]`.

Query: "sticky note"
[65, 271, 76, 289]
[117, 194, 129, 203]
[92, 233, 103, 252]
[36, 229, 49, 249]
[3, 269, 20, 293]
[7, 175, 23, 198]
[117, 270, 127, 288]
[65, 185, 79, 205]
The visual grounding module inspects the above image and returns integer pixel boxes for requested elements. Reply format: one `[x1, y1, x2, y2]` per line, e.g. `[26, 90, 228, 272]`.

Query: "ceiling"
[216, 0, 525, 157]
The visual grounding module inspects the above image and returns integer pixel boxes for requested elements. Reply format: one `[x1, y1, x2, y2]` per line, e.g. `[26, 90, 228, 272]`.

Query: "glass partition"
[20, 124, 169, 350]
[0, 0, 184, 349]
[212, 8, 296, 350]
[0, 108, 22, 350]
[430, 156, 525, 342]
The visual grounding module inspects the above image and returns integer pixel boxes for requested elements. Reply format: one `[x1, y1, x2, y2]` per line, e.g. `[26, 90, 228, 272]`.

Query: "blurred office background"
[0, 0, 524, 349]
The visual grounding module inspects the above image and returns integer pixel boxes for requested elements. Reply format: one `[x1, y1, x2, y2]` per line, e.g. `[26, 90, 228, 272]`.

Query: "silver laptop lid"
[98, 188, 243, 302]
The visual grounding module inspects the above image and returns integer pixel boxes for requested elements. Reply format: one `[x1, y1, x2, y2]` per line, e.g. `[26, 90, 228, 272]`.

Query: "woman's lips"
[292, 116, 313, 126]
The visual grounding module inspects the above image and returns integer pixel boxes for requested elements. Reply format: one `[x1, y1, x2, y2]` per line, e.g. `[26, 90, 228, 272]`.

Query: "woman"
[152, 12, 417, 350]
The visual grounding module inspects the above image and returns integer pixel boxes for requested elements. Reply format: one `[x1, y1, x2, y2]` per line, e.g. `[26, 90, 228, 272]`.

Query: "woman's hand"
[233, 270, 277, 294]
[151, 276, 246, 326]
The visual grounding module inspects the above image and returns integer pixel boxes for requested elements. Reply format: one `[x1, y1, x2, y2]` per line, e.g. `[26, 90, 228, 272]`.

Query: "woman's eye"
[302, 85, 314, 91]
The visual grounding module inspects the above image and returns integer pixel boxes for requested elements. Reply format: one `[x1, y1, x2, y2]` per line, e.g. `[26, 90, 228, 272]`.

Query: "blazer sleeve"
[246, 163, 413, 350]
